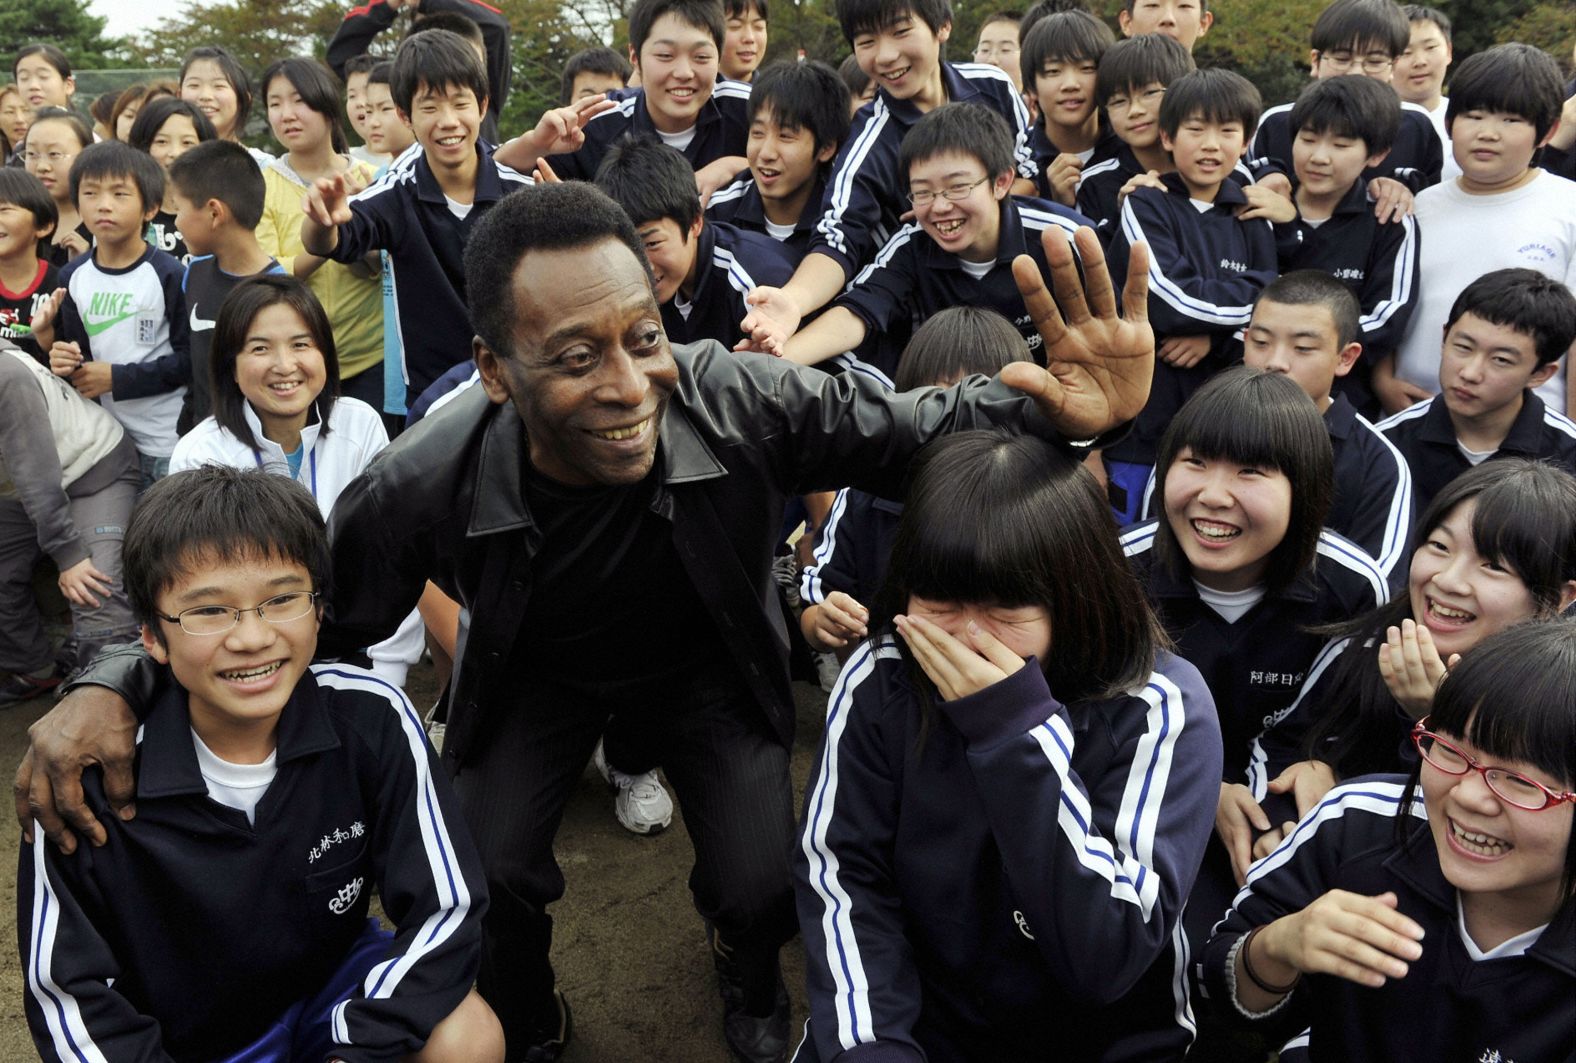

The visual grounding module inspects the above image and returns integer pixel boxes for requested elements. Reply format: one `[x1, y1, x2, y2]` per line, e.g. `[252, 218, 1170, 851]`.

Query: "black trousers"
[452, 663, 798, 1052]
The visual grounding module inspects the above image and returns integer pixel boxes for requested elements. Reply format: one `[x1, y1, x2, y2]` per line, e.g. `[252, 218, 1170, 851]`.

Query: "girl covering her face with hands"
[1204, 618, 1576, 1063]
[794, 429, 1224, 1062]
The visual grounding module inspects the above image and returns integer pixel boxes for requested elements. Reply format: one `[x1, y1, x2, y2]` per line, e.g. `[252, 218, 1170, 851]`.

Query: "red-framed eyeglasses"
[1411, 718, 1576, 812]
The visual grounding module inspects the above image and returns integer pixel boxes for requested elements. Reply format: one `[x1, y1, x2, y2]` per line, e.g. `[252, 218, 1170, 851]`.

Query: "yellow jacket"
[256, 157, 384, 382]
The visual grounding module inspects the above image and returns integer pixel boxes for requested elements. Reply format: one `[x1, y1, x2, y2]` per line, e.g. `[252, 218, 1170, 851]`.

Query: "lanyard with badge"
[252, 444, 319, 501]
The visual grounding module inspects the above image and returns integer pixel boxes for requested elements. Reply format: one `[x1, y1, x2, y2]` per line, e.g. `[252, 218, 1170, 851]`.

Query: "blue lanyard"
[252, 442, 318, 500]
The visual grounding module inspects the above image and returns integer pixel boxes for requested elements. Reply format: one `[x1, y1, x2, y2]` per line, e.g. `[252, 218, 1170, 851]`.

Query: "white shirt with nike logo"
[58, 246, 188, 458]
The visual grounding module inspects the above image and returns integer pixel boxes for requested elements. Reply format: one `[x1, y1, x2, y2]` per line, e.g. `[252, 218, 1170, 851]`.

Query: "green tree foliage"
[0, 0, 128, 70]
[127, 0, 347, 73]
[1195, 0, 1326, 108]
[1491, 0, 1576, 59]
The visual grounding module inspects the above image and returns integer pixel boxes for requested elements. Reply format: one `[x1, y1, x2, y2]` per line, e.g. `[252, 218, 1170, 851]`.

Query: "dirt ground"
[0, 612, 827, 1061]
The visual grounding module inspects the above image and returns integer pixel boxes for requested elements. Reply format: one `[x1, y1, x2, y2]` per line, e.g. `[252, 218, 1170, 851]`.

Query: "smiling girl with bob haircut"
[1248, 459, 1576, 855]
[179, 45, 274, 168]
[796, 429, 1224, 1061]
[1121, 368, 1389, 958]
[1203, 618, 1576, 1062]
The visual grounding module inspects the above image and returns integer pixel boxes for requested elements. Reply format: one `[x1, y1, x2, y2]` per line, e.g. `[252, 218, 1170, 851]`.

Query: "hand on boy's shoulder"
[1235, 183, 1297, 224]
[1117, 170, 1167, 211]
[1366, 177, 1415, 224]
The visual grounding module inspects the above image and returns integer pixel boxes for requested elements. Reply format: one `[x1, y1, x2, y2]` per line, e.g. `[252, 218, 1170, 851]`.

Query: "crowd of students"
[2, 0, 1575, 1059]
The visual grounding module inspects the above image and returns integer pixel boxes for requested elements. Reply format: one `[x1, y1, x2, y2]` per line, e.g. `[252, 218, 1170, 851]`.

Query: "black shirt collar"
[415, 143, 510, 207]
[1324, 391, 1358, 441]
[138, 668, 341, 800]
[1159, 170, 1250, 207]
[1416, 391, 1548, 455]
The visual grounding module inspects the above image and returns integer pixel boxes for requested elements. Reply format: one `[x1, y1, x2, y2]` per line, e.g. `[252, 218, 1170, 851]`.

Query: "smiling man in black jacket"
[16, 181, 1155, 1063]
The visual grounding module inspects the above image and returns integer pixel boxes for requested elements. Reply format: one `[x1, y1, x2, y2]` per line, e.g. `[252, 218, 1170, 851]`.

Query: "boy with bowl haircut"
[1387, 43, 1576, 419]
[520, 0, 752, 186]
[1392, 5, 1457, 179]
[1103, 67, 1276, 522]
[1117, 0, 1211, 51]
[1019, 10, 1121, 206]
[1077, 32, 1194, 241]
[18, 465, 498, 1062]
[736, 0, 1038, 352]
[1260, 74, 1419, 419]
[300, 29, 533, 406]
[778, 104, 1085, 381]
[1379, 269, 1576, 514]
[1250, 0, 1442, 195]
[721, 0, 769, 82]
[596, 136, 795, 350]
[559, 46, 631, 104]
[1239, 271, 1413, 584]
[167, 140, 284, 432]
[706, 60, 850, 262]
[363, 61, 417, 164]
[360, 61, 420, 427]
[31, 142, 190, 485]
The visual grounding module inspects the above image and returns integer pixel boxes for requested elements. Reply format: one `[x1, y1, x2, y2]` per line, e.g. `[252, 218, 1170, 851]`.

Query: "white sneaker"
[611, 769, 674, 835]
[591, 739, 673, 835]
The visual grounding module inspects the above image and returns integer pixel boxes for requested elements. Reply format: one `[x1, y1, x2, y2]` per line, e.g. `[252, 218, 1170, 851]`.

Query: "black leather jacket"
[80, 341, 1096, 773]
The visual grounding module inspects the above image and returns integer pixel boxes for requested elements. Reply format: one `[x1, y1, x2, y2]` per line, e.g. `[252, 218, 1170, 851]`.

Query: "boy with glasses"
[772, 104, 1084, 384]
[1249, 0, 1442, 197]
[17, 465, 498, 1062]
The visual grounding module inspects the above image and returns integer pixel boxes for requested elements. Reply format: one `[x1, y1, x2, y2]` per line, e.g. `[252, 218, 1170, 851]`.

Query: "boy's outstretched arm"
[737, 252, 849, 354]
[300, 174, 354, 256]
[781, 305, 868, 367]
[493, 94, 615, 173]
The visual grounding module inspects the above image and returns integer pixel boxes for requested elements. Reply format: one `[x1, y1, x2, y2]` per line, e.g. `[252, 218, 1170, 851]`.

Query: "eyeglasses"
[23, 150, 74, 164]
[906, 175, 991, 207]
[1411, 718, 1576, 812]
[1105, 87, 1166, 113]
[157, 591, 319, 636]
[1317, 51, 1394, 75]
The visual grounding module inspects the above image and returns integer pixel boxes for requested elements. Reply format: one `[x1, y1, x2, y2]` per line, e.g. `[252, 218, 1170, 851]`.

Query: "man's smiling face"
[476, 238, 679, 486]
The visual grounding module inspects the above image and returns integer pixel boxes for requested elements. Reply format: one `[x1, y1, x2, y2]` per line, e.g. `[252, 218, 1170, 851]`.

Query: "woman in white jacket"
[171, 274, 423, 684]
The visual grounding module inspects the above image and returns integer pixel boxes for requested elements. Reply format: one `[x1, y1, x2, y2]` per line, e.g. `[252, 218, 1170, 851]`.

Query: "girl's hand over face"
[894, 613, 1026, 701]
[1379, 619, 1458, 718]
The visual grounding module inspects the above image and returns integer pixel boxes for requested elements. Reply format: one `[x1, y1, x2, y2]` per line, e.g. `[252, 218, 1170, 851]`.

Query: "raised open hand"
[999, 226, 1154, 440]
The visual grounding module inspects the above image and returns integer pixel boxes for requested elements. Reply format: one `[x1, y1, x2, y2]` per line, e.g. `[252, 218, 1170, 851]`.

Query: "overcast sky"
[90, 0, 189, 44]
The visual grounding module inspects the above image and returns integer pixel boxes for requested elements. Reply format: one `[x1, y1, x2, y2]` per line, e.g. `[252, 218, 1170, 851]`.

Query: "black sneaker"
[516, 990, 571, 1063]
[0, 669, 62, 708]
[710, 926, 790, 1063]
